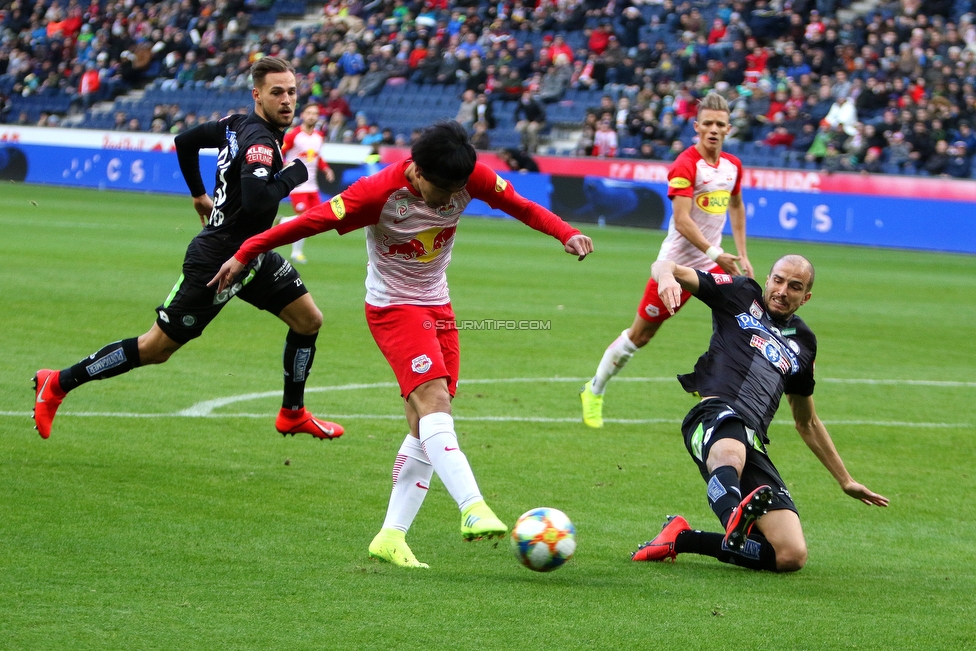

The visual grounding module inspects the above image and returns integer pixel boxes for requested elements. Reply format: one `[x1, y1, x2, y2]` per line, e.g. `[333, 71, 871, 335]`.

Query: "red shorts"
[289, 191, 322, 214]
[365, 302, 459, 399]
[637, 263, 723, 323]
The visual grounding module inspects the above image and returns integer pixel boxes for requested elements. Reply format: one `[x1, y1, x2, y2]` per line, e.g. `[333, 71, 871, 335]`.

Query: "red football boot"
[632, 515, 691, 562]
[275, 407, 344, 440]
[723, 485, 774, 552]
[32, 369, 66, 439]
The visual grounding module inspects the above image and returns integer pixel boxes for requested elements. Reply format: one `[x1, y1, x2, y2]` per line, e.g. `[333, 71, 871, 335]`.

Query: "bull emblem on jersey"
[381, 226, 456, 262]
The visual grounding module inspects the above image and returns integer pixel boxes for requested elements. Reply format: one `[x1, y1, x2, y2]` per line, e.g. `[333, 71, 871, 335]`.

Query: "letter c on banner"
[779, 202, 798, 230]
[107, 157, 122, 182]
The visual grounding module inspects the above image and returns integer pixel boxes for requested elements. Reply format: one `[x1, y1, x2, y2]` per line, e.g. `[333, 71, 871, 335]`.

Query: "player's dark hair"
[251, 56, 294, 88]
[411, 120, 477, 188]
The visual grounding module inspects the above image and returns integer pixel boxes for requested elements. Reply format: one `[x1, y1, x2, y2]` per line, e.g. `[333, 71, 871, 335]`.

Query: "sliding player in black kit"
[32, 57, 343, 442]
[631, 255, 887, 572]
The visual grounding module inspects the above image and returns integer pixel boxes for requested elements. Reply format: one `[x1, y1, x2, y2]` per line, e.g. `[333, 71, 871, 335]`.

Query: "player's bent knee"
[774, 544, 808, 572]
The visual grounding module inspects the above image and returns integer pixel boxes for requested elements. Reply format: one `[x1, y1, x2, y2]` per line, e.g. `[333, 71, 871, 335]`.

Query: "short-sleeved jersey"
[180, 113, 289, 258]
[283, 126, 325, 194]
[235, 160, 581, 307]
[678, 270, 817, 442]
[658, 146, 743, 270]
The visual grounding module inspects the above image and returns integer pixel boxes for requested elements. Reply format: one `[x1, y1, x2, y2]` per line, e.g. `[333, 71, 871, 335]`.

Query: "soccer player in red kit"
[580, 92, 753, 428]
[281, 103, 335, 264]
[211, 121, 594, 568]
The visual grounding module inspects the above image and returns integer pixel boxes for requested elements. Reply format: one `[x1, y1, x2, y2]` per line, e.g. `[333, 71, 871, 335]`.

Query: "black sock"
[674, 530, 779, 571]
[282, 330, 317, 410]
[59, 338, 142, 392]
[707, 465, 743, 528]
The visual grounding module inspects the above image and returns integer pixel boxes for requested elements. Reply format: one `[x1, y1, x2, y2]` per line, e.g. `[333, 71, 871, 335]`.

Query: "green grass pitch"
[2, 184, 975, 650]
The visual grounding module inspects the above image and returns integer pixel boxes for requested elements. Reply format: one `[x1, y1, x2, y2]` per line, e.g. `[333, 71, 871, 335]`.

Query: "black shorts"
[681, 399, 797, 514]
[155, 244, 308, 344]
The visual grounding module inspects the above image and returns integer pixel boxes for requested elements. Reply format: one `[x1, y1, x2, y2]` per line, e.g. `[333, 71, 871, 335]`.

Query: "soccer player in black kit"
[32, 57, 344, 441]
[631, 255, 888, 572]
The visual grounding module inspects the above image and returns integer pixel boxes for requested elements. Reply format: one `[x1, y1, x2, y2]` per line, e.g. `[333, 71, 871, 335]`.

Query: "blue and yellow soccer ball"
[510, 507, 577, 572]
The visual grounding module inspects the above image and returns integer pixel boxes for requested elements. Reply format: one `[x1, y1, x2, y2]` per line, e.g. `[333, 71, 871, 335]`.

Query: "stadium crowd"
[1, 0, 975, 176]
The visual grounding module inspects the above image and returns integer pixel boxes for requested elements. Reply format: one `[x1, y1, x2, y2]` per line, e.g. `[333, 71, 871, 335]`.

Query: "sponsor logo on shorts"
[668, 177, 692, 189]
[750, 300, 764, 319]
[273, 260, 294, 280]
[182, 315, 197, 327]
[85, 349, 127, 376]
[712, 273, 733, 284]
[411, 354, 432, 374]
[495, 175, 508, 192]
[330, 195, 346, 219]
[644, 304, 660, 318]
[245, 144, 274, 166]
[158, 310, 170, 323]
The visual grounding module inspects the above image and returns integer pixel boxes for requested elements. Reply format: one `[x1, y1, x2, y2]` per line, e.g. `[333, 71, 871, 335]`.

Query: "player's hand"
[842, 481, 889, 507]
[565, 234, 593, 261]
[717, 252, 744, 276]
[192, 194, 213, 228]
[657, 272, 682, 315]
[324, 167, 336, 183]
[738, 254, 754, 279]
[208, 257, 245, 293]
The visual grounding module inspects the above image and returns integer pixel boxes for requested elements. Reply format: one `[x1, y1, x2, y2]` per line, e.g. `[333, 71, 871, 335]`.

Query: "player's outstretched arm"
[673, 195, 744, 276]
[651, 260, 700, 315]
[787, 394, 889, 508]
[564, 233, 593, 260]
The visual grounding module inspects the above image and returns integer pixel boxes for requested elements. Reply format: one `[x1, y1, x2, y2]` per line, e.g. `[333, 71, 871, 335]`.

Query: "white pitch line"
[0, 410, 969, 428]
[5, 376, 973, 428]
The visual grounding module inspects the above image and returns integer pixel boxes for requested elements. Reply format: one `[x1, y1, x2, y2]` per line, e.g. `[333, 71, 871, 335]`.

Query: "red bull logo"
[381, 226, 456, 262]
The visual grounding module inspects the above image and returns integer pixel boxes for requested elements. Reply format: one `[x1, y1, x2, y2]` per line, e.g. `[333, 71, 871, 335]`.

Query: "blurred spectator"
[336, 43, 366, 95]
[765, 125, 794, 148]
[538, 54, 572, 103]
[322, 88, 353, 123]
[886, 131, 914, 171]
[859, 147, 884, 174]
[499, 147, 539, 173]
[576, 124, 595, 157]
[661, 139, 684, 162]
[513, 90, 546, 153]
[471, 120, 491, 150]
[944, 143, 971, 179]
[473, 93, 496, 129]
[824, 95, 858, 136]
[455, 89, 477, 131]
[637, 141, 656, 160]
[924, 139, 951, 176]
[357, 61, 389, 97]
[592, 118, 618, 158]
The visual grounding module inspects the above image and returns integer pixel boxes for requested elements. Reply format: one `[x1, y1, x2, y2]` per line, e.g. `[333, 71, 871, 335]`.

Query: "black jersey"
[174, 112, 307, 260]
[677, 270, 817, 442]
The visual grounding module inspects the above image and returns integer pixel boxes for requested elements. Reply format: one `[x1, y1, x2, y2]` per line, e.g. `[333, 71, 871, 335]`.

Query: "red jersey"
[235, 160, 580, 306]
[659, 146, 743, 269]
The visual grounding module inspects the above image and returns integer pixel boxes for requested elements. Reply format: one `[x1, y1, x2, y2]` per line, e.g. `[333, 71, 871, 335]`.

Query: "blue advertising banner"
[3, 142, 973, 254]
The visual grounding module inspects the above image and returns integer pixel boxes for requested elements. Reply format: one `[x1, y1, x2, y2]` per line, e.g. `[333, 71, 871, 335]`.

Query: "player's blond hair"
[697, 92, 730, 116]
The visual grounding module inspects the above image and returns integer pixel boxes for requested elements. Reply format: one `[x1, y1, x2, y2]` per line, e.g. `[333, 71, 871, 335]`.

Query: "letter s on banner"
[130, 159, 145, 184]
[813, 204, 832, 233]
[779, 202, 798, 230]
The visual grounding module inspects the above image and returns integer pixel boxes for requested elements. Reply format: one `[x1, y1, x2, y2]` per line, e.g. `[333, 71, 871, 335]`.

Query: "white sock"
[591, 329, 639, 395]
[381, 435, 433, 533]
[419, 412, 482, 512]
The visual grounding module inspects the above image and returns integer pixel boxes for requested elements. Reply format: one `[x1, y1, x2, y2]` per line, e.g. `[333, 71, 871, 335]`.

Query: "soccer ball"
[510, 507, 576, 572]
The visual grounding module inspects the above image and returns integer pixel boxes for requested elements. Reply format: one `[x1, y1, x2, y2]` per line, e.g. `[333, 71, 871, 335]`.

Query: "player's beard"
[261, 99, 293, 129]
